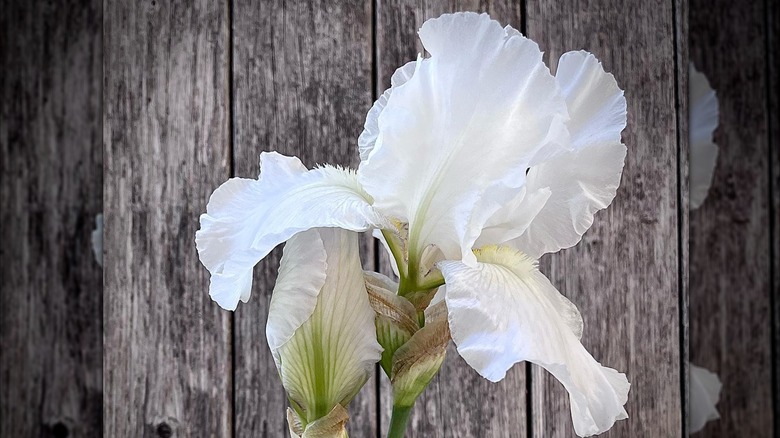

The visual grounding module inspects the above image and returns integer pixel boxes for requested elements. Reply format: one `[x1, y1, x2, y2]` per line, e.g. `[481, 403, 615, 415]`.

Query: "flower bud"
[267, 229, 382, 435]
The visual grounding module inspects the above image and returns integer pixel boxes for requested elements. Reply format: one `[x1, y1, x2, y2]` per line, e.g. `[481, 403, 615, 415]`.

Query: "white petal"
[439, 246, 627, 436]
[513, 52, 627, 258]
[272, 228, 383, 419]
[358, 12, 569, 264]
[475, 186, 551, 248]
[512, 143, 627, 258]
[689, 64, 719, 210]
[91, 213, 103, 267]
[358, 60, 419, 162]
[557, 51, 627, 150]
[196, 151, 387, 310]
[689, 363, 722, 434]
[266, 230, 328, 354]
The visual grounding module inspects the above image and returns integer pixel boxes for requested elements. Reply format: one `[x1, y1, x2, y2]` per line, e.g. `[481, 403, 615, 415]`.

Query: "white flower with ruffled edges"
[197, 12, 630, 437]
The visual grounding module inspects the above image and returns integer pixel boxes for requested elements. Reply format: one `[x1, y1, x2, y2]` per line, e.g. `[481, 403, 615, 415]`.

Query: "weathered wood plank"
[770, 0, 780, 432]
[674, 0, 689, 433]
[375, 2, 527, 437]
[689, 0, 773, 436]
[230, 1, 378, 436]
[0, 1, 103, 436]
[103, 1, 232, 436]
[527, 1, 684, 436]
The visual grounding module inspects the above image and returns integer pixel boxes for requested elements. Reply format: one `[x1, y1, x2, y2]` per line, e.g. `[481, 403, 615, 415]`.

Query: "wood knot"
[156, 422, 173, 438]
[51, 422, 69, 438]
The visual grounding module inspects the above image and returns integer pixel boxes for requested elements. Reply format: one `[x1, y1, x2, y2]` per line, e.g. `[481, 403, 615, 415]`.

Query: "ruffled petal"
[689, 64, 719, 210]
[358, 60, 419, 162]
[512, 51, 627, 258]
[439, 246, 627, 436]
[475, 186, 551, 248]
[358, 12, 569, 265]
[689, 363, 722, 434]
[271, 229, 383, 421]
[196, 151, 387, 310]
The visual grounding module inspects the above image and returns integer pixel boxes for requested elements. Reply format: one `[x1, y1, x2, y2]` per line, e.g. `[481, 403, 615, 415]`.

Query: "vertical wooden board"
[674, 0, 689, 433]
[103, 1, 232, 436]
[230, 1, 377, 436]
[375, 2, 527, 437]
[527, 1, 683, 436]
[770, 0, 780, 432]
[689, 0, 773, 436]
[0, 1, 103, 436]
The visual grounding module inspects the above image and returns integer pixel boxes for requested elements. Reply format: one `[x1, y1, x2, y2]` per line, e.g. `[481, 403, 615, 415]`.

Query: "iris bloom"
[197, 12, 629, 437]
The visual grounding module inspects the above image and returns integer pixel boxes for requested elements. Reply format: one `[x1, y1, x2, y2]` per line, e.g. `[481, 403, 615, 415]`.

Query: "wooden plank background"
[1, 0, 779, 437]
[689, 0, 776, 436]
[0, 1, 103, 437]
[103, 1, 232, 436]
[528, 0, 687, 436]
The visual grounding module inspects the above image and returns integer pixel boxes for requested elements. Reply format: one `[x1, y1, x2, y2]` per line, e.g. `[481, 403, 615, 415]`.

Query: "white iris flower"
[197, 12, 630, 437]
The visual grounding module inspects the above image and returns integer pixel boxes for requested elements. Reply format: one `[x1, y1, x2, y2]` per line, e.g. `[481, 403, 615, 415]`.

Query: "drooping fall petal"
[439, 245, 627, 437]
[196, 151, 387, 310]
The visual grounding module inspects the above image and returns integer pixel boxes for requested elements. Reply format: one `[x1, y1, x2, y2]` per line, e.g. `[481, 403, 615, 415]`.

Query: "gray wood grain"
[527, 0, 685, 436]
[770, 0, 780, 432]
[675, 0, 690, 433]
[376, 2, 527, 437]
[0, 1, 103, 437]
[103, 1, 232, 436]
[689, 0, 774, 436]
[229, 1, 378, 436]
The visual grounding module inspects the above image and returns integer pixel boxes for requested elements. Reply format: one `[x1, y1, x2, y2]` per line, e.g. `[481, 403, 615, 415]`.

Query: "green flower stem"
[386, 404, 414, 438]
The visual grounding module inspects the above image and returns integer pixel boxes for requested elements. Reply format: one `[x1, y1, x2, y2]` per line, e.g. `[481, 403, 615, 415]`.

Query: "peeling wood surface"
[0, 1, 103, 437]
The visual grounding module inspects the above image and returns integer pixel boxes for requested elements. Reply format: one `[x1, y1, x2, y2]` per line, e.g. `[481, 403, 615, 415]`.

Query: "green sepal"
[364, 272, 420, 376]
[391, 301, 450, 407]
[287, 404, 350, 438]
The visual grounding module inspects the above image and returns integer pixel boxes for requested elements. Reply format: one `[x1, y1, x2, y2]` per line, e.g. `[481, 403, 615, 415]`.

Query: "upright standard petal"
[689, 363, 722, 434]
[689, 64, 719, 210]
[270, 228, 383, 425]
[511, 51, 627, 259]
[196, 151, 387, 310]
[439, 246, 628, 436]
[358, 60, 419, 162]
[358, 12, 569, 265]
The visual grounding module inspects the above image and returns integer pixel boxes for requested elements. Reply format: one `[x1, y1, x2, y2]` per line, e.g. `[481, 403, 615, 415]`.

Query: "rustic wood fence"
[1, 0, 777, 437]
